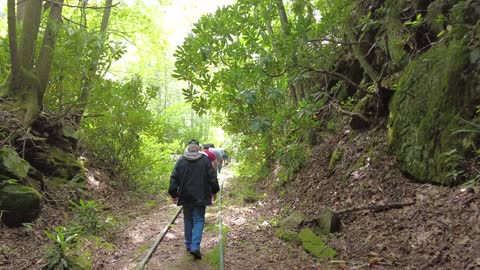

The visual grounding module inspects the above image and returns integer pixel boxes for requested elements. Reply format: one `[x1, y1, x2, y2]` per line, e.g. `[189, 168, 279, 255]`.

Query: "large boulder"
[0, 184, 42, 227]
[388, 40, 479, 185]
[24, 146, 84, 181]
[0, 146, 30, 180]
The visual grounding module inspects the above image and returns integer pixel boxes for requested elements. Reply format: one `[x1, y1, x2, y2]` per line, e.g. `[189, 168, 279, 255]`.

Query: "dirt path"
[145, 169, 232, 270]
[108, 167, 320, 270]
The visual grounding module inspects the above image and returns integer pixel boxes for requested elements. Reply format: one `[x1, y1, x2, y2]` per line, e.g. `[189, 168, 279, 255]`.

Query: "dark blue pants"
[183, 205, 206, 252]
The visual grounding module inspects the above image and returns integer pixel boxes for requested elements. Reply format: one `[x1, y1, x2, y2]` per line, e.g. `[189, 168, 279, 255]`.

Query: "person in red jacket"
[202, 143, 217, 171]
[168, 139, 219, 260]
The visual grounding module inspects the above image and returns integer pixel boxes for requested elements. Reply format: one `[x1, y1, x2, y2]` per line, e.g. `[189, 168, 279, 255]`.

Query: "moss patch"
[275, 228, 300, 244]
[0, 147, 30, 180]
[299, 228, 336, 259]
[329, 148, 344, 171]
[204, 232, 227, 268]
[29, 146, 83, 180]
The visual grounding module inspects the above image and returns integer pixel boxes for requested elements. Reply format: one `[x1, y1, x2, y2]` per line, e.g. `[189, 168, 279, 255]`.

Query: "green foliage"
[44, 226, 79, 270]
[68, 199, 114, 236]
[172, 0, 356, 183]
[204, 226, 228, 268]
[276, 142, 311, 185]
[404, 13, 425, 28]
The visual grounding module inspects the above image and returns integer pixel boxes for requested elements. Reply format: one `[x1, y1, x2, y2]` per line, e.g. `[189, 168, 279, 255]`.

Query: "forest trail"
[105, 167, 319, 270]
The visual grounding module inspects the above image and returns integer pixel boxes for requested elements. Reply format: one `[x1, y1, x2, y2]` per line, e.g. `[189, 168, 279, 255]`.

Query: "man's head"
[186, 139, 201, 152]
[202, 144, 210, 150]
[187, 144, 201, 152]
[188, 139, 200, 145]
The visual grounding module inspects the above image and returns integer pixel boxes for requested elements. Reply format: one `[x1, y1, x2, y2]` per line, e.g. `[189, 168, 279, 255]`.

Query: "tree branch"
[335, 200, 415, 215]
[45, 0, 120, 9]
[308, 38, 370, 46]
[299, 65, 369, 94]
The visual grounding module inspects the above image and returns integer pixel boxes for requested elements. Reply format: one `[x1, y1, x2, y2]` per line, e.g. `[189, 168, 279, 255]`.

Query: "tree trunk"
[7, 0, 43, 124]
[75, 0, 113, 126]
[274, 0, 289, 36]
[36, 0, 65, 108]
[19, 0, 42, 75]
[346, 30, 380, 82]
[16, 0, 26, 23]
[7, 0, 21, 94]
[7, 0, 65, 125]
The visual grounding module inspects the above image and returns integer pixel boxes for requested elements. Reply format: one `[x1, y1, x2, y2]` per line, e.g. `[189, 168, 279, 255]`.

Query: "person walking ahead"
[168, 140, 219, 260]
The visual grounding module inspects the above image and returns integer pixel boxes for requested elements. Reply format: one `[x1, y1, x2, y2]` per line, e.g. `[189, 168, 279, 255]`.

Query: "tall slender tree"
[74, 0, 113, 126]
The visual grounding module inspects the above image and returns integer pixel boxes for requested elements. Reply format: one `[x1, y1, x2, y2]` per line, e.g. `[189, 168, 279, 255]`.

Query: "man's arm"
[206, 158, 220, 194]
[168, 160, 181, 198]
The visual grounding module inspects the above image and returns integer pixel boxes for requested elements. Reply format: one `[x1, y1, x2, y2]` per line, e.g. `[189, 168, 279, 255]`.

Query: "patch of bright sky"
[123, 0, 236, 54]
[107, 0, 235, 80]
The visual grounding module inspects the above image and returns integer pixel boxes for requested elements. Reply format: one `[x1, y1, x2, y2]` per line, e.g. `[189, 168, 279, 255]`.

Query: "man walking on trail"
[168, 139, 220, 260]
[209, 144, 225, 173]
[202, 143, 217, 171]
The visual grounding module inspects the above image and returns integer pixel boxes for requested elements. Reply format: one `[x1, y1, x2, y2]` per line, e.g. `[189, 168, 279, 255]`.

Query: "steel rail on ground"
[217, 179, 225, 270]
[136, 206, 183, 270]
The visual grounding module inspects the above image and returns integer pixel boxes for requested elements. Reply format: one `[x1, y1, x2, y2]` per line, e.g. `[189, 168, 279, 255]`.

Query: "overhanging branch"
[45, 0, 120, 9]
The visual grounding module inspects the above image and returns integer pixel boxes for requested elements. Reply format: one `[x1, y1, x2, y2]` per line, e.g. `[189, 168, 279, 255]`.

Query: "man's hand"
[212, 194, 217, 202]
[172, 197, 178, 204]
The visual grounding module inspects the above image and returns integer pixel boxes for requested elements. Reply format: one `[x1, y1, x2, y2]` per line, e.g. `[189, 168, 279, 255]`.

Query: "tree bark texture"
[274, 0, 290, 36]
[36, 0, 65, 107]
[19, 0, 42, 73]
[346, 30, 380, 82]
[7, 0, 21, 93]
[16, 0, 26, 23]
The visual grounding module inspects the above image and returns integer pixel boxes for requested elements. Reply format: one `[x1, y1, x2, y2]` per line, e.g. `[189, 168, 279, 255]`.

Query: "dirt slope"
[271, 125, 480, 269]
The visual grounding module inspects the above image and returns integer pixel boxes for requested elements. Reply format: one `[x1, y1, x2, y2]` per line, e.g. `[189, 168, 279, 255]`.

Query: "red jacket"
[202, 149, 216, 163]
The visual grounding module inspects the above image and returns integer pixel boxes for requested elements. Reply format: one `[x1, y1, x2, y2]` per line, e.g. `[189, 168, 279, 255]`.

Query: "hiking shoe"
[190, 250, 202, 260]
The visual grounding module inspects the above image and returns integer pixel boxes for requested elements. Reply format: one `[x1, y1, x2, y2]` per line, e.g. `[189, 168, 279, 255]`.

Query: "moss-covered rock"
[0, 184, 42, 227]
[275, 228, 301, 244]
[299, 228, 336, 259]
[25, 146, 83, 181]
[279, 211, 304, 230]
[388, 40, 479, 185]
[0, 146, 30, 180]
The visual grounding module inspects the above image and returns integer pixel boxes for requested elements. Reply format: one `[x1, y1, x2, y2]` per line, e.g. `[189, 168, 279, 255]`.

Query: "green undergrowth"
[204, 225, 229, 268]
[226, 175, 265, 205]
[43, 199, 121, 269]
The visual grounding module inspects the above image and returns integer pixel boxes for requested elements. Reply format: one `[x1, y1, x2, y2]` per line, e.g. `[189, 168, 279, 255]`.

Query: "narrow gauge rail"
[136, 180, 225, 270]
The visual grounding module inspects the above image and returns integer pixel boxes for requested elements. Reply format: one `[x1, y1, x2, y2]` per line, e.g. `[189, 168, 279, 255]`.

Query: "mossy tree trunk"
[7, 0, 64, 125]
